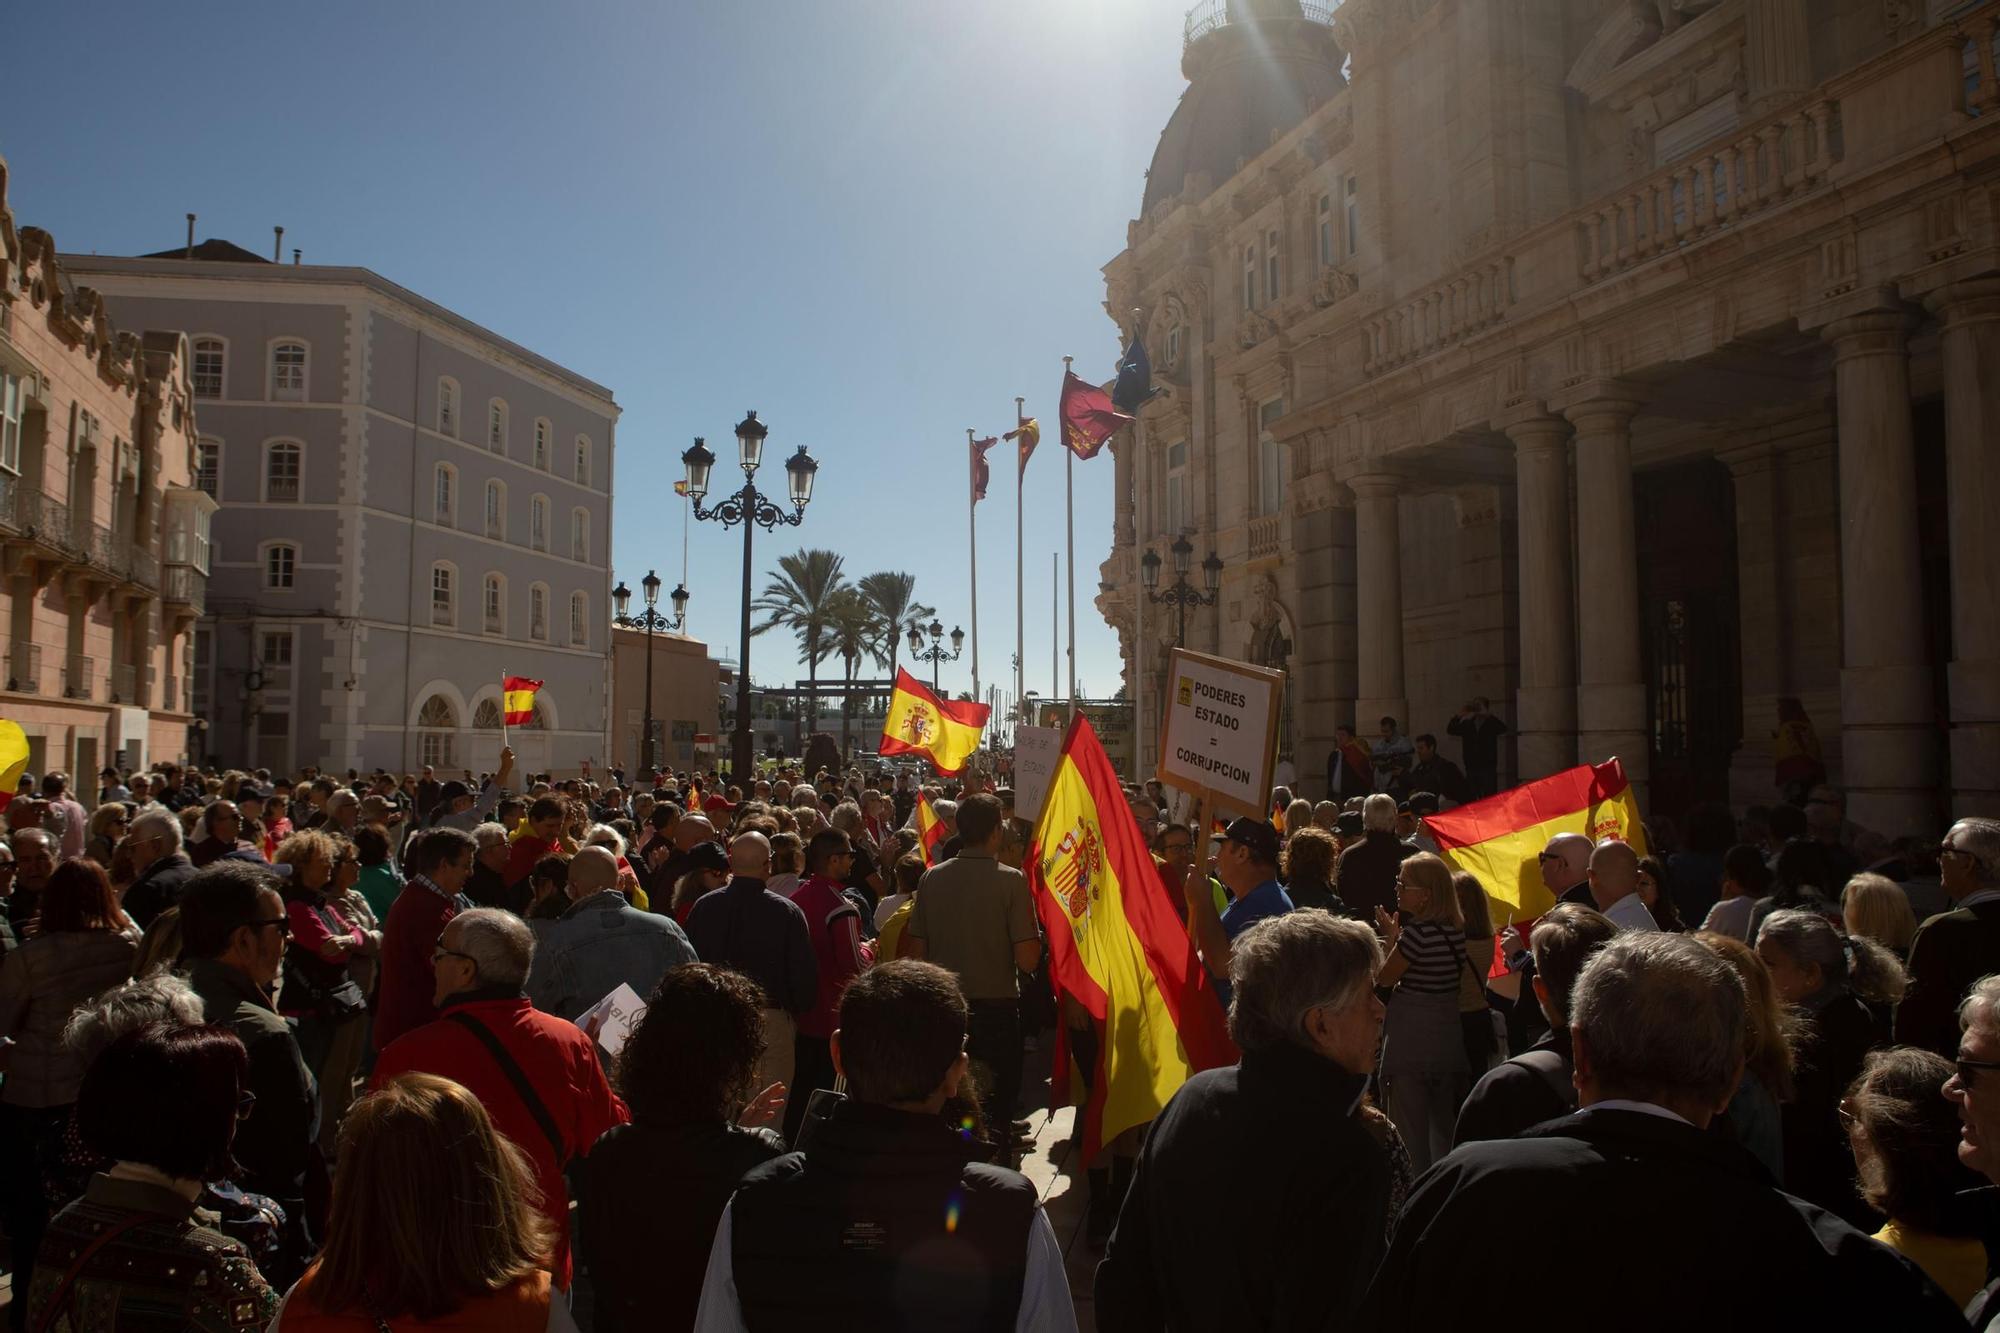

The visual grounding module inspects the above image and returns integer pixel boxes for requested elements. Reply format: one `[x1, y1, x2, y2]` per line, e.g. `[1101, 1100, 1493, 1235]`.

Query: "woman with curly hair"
[583, 964, 786, 1333]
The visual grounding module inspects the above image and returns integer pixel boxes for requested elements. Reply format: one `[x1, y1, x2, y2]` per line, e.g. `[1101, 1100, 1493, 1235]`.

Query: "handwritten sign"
[575, 982, 646, 1059]
[1157, 647, 1284, 817]
[1012, 725, 1063, 821]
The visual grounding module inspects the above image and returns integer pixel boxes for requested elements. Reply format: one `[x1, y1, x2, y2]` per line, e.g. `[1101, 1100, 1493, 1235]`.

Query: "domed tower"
[1141, 0, 1347, 217]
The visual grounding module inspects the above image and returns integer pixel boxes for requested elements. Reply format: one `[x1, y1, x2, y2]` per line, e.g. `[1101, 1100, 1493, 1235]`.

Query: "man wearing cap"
[428, 747, 516, 837]
[1183, 816, 1292, 1008]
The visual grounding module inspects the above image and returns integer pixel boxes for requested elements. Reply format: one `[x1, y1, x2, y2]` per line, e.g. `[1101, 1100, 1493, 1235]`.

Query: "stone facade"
[65, 246, 619, 778]
[1098, 0, 2000, 836]
[0, 158, 214, 777]
[609, 624, 724, 772]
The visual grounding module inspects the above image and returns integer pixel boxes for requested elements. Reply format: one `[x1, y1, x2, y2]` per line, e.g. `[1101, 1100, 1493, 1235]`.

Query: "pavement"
[1013, 1036, 1103, 1333]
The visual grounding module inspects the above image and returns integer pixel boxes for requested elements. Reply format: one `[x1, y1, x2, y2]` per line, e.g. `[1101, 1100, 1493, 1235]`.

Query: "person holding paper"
[526, 848, 696, 1022]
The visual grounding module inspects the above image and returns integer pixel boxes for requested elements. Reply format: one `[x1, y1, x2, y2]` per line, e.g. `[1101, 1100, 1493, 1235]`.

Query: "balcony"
[7, 642, 42, 693]
[110, 662, 139, 705]
[65, 653, 94, 700]
[163, 564, 207, 616]
[1184, 0, 1337, 48]
[1249, 514, 1281, 559]
[121, 538, 160, 589]
[162, 673, 180, 712]
[4, 486, 74, 557]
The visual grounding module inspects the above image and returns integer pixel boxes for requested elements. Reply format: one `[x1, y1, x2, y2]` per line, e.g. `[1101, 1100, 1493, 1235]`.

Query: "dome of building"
[1141, 0, 1347, 218]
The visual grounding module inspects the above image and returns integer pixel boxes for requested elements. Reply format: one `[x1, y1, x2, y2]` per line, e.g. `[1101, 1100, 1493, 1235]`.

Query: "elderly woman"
[1841, 872, 1918, 958]
[84, 802, 131, 867]
[1096, 912, 1397, 1331]
[1281, 825, 1346, 916]
[272, 830, 375, 1156]
[1374, 851, 1475, 1173]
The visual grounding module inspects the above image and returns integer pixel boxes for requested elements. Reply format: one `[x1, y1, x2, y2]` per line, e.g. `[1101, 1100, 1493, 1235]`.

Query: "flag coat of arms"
[501, 676, 544, 726]
[1030, 712, 1235, 1161]
[1426, 758, 1649, 923]
[879, 668, 990, 776]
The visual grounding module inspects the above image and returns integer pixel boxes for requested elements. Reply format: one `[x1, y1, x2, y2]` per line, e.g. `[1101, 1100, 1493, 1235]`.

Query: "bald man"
[686, 831, 818, 1133]
[528, 846, 694, 1021]
[1587, 839, 1656, 933]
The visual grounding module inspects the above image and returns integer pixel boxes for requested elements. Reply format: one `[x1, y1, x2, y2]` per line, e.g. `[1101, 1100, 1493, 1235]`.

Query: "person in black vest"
[692, 960, 1077, 1332]
[1363, 933, 1962, 1332]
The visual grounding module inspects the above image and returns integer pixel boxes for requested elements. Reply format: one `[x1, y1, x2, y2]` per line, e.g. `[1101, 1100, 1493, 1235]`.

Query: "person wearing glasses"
[180, 861, 320, 1245]
[122, 809, 199, 930]
[1949, 976, 2000, 1328]
[1897, 818, 2000, 1057]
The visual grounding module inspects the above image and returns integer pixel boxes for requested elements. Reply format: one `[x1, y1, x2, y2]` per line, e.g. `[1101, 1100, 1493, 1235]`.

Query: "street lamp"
[906, 617, 964, 694]
[613, 568, 687, 776]
[684, 411, 817, 783]
[1139, 534, 1222, 647]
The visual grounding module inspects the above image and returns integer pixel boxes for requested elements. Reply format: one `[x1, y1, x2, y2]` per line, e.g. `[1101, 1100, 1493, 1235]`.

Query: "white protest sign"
[1157, 647, 1285, 817]
[1012, 725, 1063, 820]
[575, 981, 646, 1059]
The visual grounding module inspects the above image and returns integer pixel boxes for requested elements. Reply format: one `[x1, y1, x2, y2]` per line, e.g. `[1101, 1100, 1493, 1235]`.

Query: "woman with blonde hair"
[1842, 872, 1918, 957]
[1373, 851, 1471, 1173]
[271, 1072, 573, 1329]
[1695, 931, 1796, 1179]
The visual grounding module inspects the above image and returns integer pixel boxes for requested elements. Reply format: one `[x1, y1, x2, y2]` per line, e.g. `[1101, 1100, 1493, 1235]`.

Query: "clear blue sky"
[5, 0, 1190, 708]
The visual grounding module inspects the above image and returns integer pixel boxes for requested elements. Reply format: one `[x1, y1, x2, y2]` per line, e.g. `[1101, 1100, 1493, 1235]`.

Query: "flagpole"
[1127, 309, 1146, 781]
[967, 429, 981, 719]
[500, 670, 510, 749]
[1051, 552, 1058, 711]
[1062, 355, 1077, 723]
[1014, 396, 1025, 744]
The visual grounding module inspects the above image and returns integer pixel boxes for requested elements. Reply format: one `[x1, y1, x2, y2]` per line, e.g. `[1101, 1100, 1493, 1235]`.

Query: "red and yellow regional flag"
[1031, 712, 1235, 1162]
[501, 676, 544, 727]
[879, 668, 990, 776]
[1426, 758, 1649, 922]
[915, 791, 947, 865]
[1058, 370, 1132, 460]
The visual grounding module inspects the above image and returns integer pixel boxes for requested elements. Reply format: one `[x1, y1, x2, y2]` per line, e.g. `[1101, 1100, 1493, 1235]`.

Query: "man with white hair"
[121, 809, 197, 929]
[1897, 817, 2000, 1056]
[375, 906, 626, 1290]
[1950, 976, 2000, 1327]
[1334, 792, 1415, 920]
[527, 846, 695, 1021]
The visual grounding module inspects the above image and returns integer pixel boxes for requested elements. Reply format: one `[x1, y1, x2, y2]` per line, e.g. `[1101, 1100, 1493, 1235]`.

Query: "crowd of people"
[1, 745, 1999, 1330]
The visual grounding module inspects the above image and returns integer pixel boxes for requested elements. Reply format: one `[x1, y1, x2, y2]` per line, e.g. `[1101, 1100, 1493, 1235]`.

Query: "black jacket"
[582, 1119, 785, 1333]
[186, 959, 317, 1215]
[1783, 989, 1885, 1228]
[466, 860, 531, 916]
[1336, 831, 1416, 920]
[1096, 1045, 1388, 1332]
[1897, 898, 2000, 1056]
[683, 878, 817, 1015]
[1362, 1107, 1964, 1332]
[123, 852, 196, 930]
[1453, 1028, 1575, 1147]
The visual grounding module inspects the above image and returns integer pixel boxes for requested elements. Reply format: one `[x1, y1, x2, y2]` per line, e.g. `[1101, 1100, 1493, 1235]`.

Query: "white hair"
[471, 821, 510, 851]
[585, 823, 627, 856]
[450, 907, 535, 988]
[1361, 793, 1398, 833]
[131, 809, 184, 853]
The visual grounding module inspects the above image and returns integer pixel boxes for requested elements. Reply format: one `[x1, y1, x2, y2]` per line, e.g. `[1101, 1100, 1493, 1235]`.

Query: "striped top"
[1395, 919, 1465, 995]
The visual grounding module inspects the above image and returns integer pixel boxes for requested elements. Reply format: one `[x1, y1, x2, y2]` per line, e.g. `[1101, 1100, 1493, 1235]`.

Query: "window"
[192, 339, 224, 398]
[488, 399, 508, 453]
[529, 584, 549, 641]
[1242, 244, 1259, 311]
[0, 372, 21, 473]
[1257, 398, 1287, 518]
[570, 508, 588, 562]
[1317, 193, 1335, 266]
[1344, 175, 1359, 259]
[194, 437, 219, 497]
[437, 378, 459, 436]
[1166, 440, 1188, 536]
[434, 464, 456, 527]
[417, 694, 457, 769]
[574, 436, 590, 485]
[1166, 325, 1182, 371]
[530, 495, 549, 551]
[533, 419, 551, 471]
[431, 564, 455, 627]
[1265, 228, 1281, 304]
[260, 632, 293, 666]
[483, 573, 505, 634]
[569, 591, 588, 647]
[265, 543, 297, 590]
[484, 480, 505, 539]
[270, 341, 306, 400]
[264, 441, 301, 502]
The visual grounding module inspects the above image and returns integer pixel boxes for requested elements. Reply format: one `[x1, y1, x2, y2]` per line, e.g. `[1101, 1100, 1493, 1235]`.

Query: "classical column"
[1293, 483, 1358, 800]
[1932, 279, 2000, 816]
[1112, 429, 1137, 548]
[1564, 392, 1649, 805]
[1503, 411, 1576, 781]
[1744, 0, 1813, 115]
[1350, 473, 1407, 735]
[1824, 309, 1935, 835]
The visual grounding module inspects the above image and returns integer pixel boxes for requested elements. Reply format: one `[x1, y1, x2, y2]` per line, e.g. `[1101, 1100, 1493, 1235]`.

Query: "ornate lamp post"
[906, 617, 965, 695]
[613, 568, 687, 775]
[683, 411, 817, 783]
[1139, 534, 1222, 647]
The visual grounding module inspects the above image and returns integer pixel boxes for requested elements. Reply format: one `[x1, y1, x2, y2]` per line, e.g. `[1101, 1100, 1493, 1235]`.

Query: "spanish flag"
[1031, 712, 1235, 1162]
[879, 668, 989, 776]
[1426, 758, 1649, 922]
[501, 676, 544, 727]
[0, 720, 29, 810]
[916, 792, 947, 865]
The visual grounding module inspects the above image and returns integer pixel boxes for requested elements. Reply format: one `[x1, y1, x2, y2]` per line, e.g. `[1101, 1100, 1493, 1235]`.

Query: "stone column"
[1350, 473, 1407, 733]
[1563, 392, 1649, 804]
[1744, 0, 1813, 115]
[1824, 309, 1935, 835]
[1503, 411, 1576, 781]
[1293, 486, 1358, 799]
[1112, 430, 1137, 548]
[1722, 440, 1785, 807]
[1932, 279, 2000, 816]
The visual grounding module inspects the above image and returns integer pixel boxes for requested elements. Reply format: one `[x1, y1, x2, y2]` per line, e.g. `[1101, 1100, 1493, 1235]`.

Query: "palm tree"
[752, 548, 848, 740]
[857, 570, 934, 683]
[825, 587, 875, 757]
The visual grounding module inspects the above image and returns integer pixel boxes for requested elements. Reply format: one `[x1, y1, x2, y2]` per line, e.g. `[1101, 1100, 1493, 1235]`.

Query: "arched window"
[484, 480, 505, 539]
[269, 340, 307, 400]
[192, 338, 225, 398]
[569, 508, 588, 562]
[195, 437, 221, 498]
[574, 435, 591, 485]
[529, 583, 549, 641]
[430, 563, 456, 627]
[264, 440, 302, 502]
[434, 463, 456, 527]
[569, 590, 588, 647]
[417, 693, 458, 768]
[437, 378, 459, 437]
[482, 573, 505, 634]
[530, 495, 549, 552]
[264, 542, 297, 590]
[533, 418, 551, 471]
[473, 699, 503, 728]
[487, 399, 508, 453]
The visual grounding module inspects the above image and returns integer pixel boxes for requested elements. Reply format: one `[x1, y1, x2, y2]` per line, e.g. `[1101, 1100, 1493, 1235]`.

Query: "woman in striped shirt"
[1375, 852, 1474, 1173]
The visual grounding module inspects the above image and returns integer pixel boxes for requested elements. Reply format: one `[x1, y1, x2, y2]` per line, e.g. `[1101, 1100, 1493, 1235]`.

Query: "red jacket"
[503, 834, 561, 890]
[372, 994, 628, 1288]
[790, 875, 864, 1039]
[373, 876, 463, 1053]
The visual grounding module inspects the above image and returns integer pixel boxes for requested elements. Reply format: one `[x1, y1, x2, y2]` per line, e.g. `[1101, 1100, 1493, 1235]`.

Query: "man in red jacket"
[373, 826, 476, 1053]
[374, 906, 627, 1289]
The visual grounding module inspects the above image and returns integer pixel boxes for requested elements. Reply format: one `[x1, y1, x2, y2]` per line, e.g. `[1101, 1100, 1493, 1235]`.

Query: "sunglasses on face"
[250, 916, 290, 938]
[1957, 1058, 2000, 1087]
[237, 1090, 258, 1121]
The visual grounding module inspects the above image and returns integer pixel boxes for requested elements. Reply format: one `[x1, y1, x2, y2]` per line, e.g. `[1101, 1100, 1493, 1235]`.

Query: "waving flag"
[970, 435, 998, 502]
[501, 676, 544, 727]
[916, 791, 948, 865]
[879, 668, 990, 776]
[1058, 370, 1133, 461]
[0, 721, 28, 809]
[1112, 332, 1155, 414]
[1006, 418, 1041, 477]
[1426, 758, 1649, 923]
[1031, 711, 1235, 1162]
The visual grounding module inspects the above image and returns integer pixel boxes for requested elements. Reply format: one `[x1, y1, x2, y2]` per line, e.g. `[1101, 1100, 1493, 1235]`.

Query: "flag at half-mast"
[1426, 758, 1649, 922]
[915, 792, 948, 865]
[1031, 711, 1235, 1162]
[970, 435, 998, 502]
[879, 668, 990, 776]
[1059, 370, 1133, 461]
[501, 676, 544, 727]
[1006, 417, 1041, 477]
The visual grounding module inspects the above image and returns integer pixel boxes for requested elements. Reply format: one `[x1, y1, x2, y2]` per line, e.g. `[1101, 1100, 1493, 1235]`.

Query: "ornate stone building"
[1097, 0, 2000, 836]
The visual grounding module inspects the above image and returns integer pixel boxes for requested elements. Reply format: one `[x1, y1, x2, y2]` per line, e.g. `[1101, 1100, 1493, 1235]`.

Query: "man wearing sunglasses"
[1950, 976, 2000, 1329]
[1897, 818, 2000, 1057]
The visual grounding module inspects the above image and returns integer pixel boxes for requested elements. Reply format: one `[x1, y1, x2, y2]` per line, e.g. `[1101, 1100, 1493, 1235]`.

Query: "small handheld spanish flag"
[501, 676, 544, 727]
[916, 792, 947, 865]
[879, 668, 989, 777]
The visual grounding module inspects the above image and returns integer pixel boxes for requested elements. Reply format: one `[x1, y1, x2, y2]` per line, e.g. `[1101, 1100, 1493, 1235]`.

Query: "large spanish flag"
[1426, 758, 1649, 923]
[501, 676, 544, 727]
[0, 720, 29, 810]
[879, 668, 989, 776]
[1031, 712, 1235, 1162]
[915, 791, 947, 865]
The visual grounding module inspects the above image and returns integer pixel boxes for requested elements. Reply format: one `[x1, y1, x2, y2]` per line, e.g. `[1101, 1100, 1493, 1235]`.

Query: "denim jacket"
[527, 890, 696, 1022]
